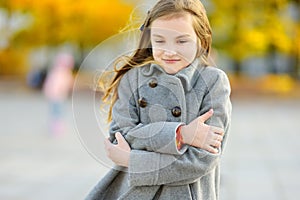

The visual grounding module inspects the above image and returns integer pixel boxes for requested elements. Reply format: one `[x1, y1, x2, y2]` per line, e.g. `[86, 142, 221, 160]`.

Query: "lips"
[162, 58, 180, 64]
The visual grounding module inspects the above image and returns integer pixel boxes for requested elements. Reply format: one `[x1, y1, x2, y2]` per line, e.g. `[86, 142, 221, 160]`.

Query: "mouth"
[162, 59, 181, 64]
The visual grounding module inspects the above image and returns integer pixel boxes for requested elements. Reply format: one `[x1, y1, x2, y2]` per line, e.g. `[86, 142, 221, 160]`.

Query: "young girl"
[43, 52, 74, 136]
[86, 0, 231, 199]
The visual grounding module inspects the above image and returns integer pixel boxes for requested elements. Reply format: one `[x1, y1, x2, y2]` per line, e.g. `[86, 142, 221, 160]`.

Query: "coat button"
[148, 78, 158, 88]
[171, 106, 181, 117]
[138, 97, 147, 108]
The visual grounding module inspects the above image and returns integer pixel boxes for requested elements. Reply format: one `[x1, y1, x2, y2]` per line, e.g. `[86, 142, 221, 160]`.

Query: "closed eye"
[177, 40, 188, 44]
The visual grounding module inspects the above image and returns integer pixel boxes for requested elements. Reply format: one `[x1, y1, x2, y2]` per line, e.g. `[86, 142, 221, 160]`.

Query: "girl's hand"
[180, 109, 224, 154]
[104, 132, 131, 167]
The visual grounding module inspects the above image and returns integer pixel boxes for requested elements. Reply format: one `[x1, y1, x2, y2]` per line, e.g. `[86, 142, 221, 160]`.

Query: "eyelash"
[178, 40, 187, 44]
[154, 40, 188, 44]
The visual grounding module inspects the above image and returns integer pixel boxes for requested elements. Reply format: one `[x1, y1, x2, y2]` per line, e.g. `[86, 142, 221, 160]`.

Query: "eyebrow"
[152, 34, 191, 39]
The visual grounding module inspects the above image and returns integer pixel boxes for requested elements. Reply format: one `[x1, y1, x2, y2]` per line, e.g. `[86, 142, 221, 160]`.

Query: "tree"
[208, 0, 297, 76]
[0, 0, 134, 75]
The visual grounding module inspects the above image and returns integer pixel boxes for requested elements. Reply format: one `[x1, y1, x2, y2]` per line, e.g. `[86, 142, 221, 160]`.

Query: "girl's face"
[150, 13, 199, 74]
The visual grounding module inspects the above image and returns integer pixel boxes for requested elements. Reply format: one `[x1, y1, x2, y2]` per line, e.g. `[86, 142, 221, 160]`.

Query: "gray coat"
[86, 59, 232, 200]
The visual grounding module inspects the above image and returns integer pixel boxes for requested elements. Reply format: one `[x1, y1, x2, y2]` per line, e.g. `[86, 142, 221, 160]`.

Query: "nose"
[163, 49, 177, 57]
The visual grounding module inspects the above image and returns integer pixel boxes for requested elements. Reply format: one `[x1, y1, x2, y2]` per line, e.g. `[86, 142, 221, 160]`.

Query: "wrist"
[180, 125, 190, 145]
[120, 151, 130, 167]
[124, 150, 130, 167]
[176, 125, 184, 149]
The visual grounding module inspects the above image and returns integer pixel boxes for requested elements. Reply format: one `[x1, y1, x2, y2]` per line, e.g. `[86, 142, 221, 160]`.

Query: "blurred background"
[0, 0, 300, 199]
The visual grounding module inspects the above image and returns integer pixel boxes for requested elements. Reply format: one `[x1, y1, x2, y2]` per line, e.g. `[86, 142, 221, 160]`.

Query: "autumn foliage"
[0, 0, 299, 83]
[0, 0, 133, 75]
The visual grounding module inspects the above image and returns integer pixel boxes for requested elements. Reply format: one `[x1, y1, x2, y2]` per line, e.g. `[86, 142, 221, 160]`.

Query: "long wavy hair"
[102, 0, 212, 121]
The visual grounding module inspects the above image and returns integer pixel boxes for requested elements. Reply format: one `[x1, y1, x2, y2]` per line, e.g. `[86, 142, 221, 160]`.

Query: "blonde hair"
[102, 0, 212, 121]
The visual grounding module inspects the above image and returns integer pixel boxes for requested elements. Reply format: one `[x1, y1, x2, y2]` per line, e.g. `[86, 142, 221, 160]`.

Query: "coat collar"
[141, 59, 203, 91]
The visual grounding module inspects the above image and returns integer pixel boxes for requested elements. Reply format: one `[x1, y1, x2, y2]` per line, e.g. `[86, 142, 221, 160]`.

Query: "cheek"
[152, 49, 163, 60]
[178, 45, 198, 61]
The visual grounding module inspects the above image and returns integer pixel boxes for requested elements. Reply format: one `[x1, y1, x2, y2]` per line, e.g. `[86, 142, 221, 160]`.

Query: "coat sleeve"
[109, 69, 186, 155]
[127, 69, 232, 187]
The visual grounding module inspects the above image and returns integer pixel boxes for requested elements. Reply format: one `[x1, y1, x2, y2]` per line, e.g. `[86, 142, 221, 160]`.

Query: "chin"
[165, 68, 180, 74]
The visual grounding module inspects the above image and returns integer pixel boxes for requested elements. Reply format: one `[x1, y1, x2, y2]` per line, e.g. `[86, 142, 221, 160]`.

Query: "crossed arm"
[105, 108, 222, 166]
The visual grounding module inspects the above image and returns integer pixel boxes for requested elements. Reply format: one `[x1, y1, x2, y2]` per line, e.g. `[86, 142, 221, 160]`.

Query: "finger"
[205, 145, 219, 154]
[198, 109, 213, 123]
[104, 138, 112, 150]
[115, 132, 125, 144]
[104, 138, 113, 157]
[210, 126, 224, 136]
[104, 137, 109, 146]
[212, 140, 221, 148]
[214, 134, 223, 142]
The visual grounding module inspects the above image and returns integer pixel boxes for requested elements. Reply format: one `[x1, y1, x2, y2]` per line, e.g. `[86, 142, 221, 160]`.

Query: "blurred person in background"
[26, 66, 48, 90]
[43, 52, 74, 136]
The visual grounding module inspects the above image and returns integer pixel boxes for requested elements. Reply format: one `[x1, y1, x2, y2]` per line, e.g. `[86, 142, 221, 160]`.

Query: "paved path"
[0, 87, 300, 200]
[220, 97, 300, 200]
